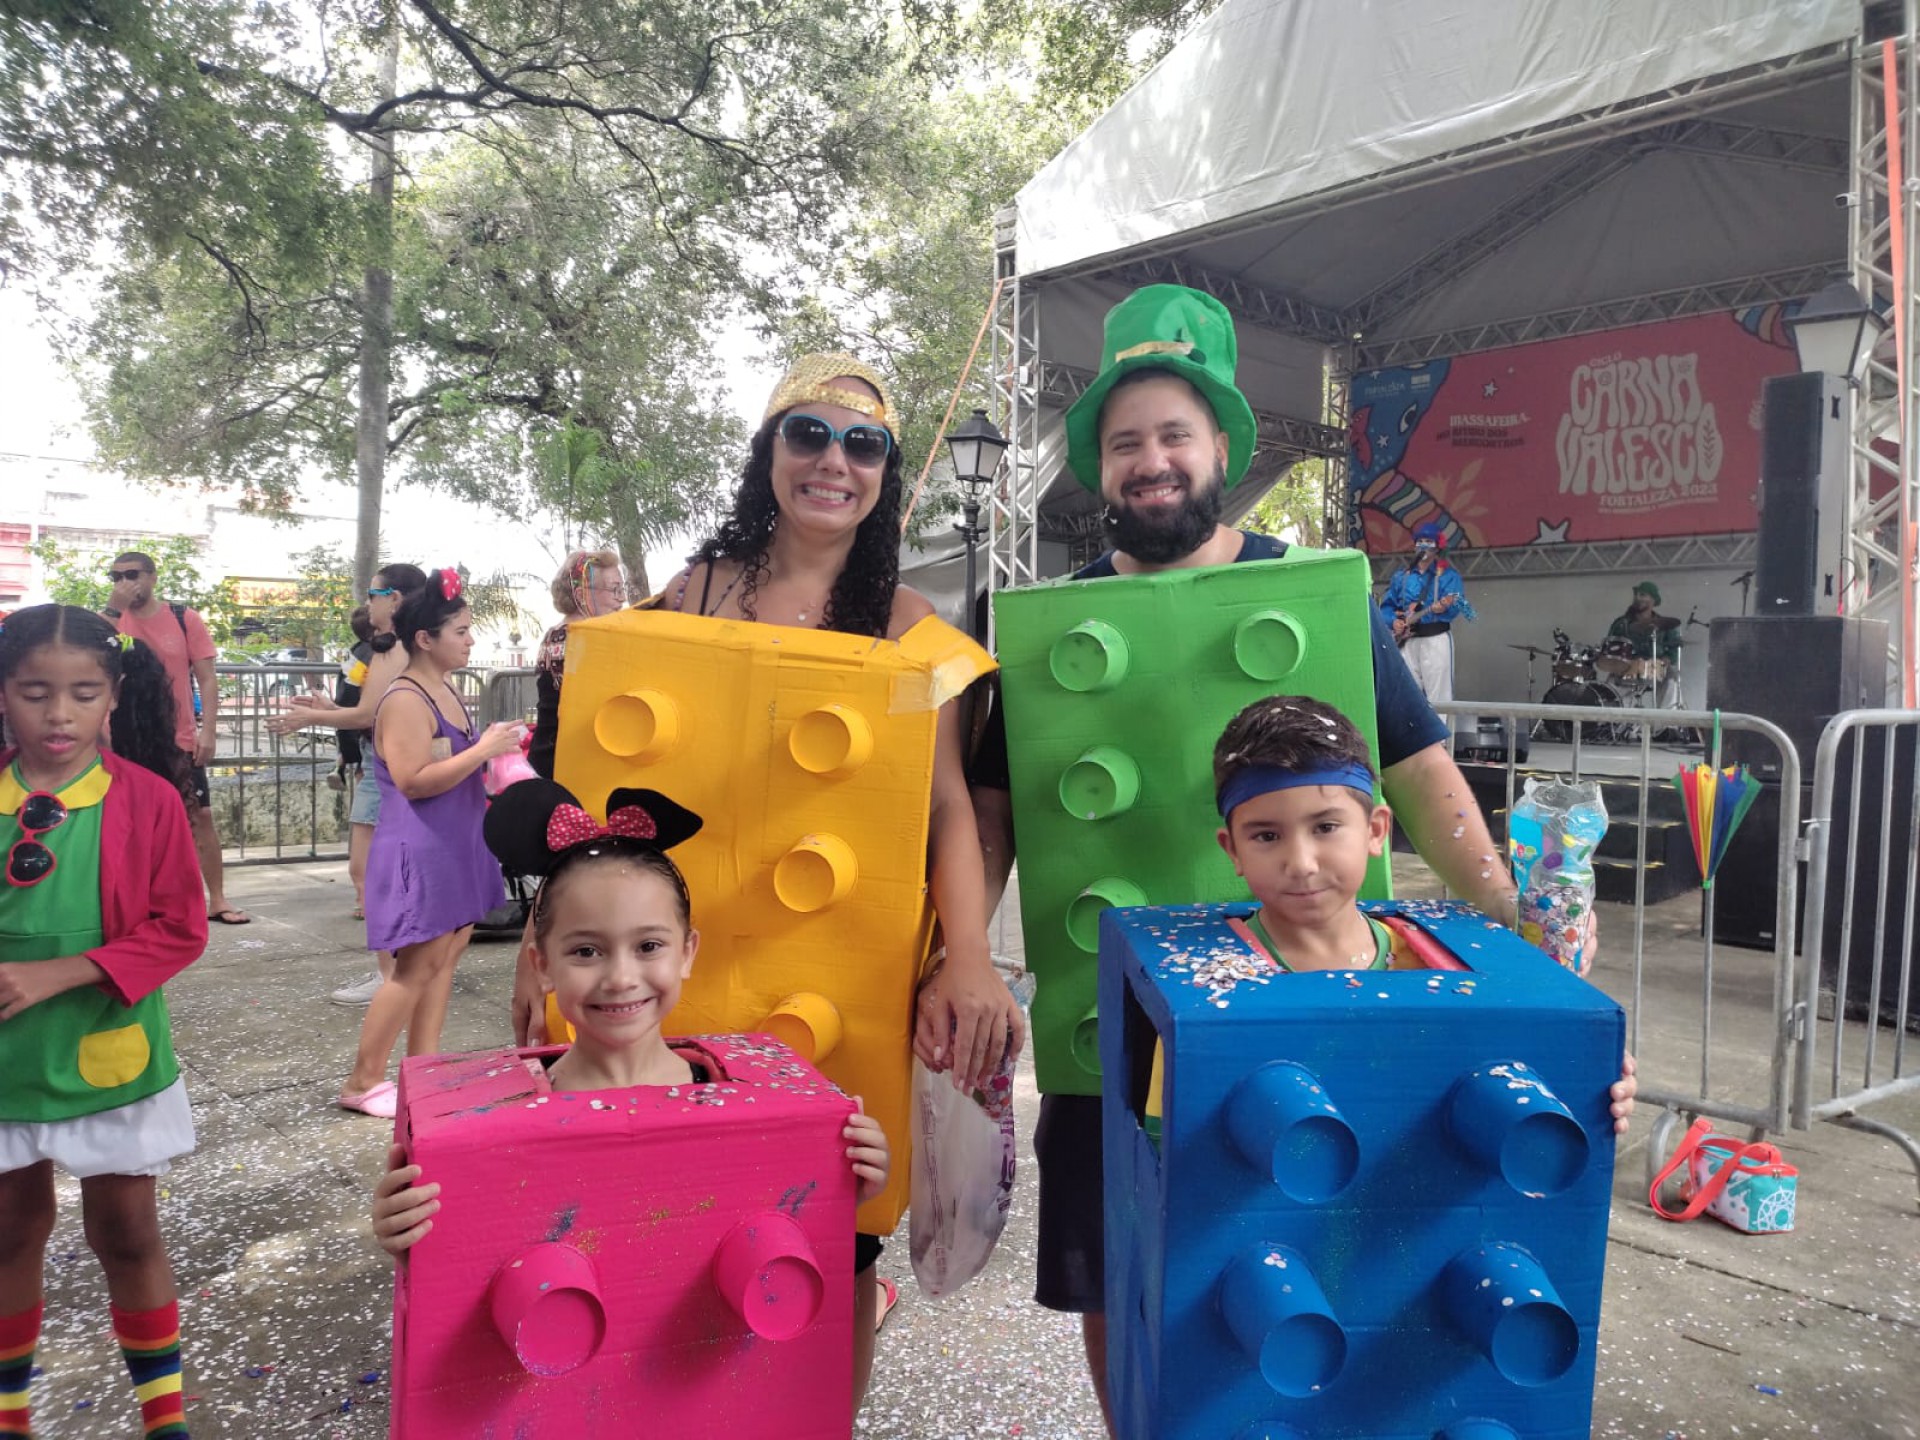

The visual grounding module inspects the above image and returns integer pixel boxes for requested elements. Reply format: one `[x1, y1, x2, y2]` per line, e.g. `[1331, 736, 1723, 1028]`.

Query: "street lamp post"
[945, 409, 1009, 642]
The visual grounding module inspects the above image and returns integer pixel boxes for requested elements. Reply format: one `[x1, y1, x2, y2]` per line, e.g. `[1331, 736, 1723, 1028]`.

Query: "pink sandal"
[337, 1081, 398, 1119]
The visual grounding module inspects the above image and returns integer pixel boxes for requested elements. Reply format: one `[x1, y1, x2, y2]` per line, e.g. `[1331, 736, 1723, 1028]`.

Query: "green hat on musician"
[1064, 284, 1259, 492]
[1633, 580, 1662, 603]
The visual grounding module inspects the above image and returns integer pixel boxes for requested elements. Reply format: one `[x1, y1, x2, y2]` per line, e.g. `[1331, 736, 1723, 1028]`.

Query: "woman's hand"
[914, 955, 1026, 1094]
[371, 1144, 440, 1256]
[473, 722, 526, 761]
[266, 693, 334, 737]
[844, 1098, 890, 1204]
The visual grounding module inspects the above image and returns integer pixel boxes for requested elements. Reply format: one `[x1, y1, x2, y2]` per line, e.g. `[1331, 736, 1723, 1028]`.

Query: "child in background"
[372, 779, 889, 1395]
[326, 604, 375, 798]
[0, 605, 209, 1440]
[1212, 695, 1637, 1129]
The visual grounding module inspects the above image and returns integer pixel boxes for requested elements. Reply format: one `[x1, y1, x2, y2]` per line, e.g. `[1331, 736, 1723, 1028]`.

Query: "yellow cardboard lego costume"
[553, 606, 994, 1231]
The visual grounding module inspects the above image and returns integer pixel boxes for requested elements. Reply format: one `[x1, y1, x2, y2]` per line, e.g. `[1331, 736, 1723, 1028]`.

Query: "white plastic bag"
[908, 1054, 1015, 1298]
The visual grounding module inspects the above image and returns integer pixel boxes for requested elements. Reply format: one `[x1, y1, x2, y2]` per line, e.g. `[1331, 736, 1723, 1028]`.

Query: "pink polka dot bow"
[545, 802, 658, 852]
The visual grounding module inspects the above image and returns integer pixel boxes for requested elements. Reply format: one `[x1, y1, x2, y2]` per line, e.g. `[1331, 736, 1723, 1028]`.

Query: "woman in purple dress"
[338, 568, 523, 1117]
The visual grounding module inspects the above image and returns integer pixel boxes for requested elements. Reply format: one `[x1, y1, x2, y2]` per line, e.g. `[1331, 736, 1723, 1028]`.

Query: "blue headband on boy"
[1217, 761, 1377, 817]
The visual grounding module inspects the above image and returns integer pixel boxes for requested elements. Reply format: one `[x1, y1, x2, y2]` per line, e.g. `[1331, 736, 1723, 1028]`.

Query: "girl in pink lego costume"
[0, 605, 209, 1439]
[372, 779, 889, 1397]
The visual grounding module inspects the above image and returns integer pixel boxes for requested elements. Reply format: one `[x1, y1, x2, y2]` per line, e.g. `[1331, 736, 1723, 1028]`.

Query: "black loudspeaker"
[1755, 371, 1822, 615]
[1707, 615, 1889, 778]
[1708, 780, 1808, 951]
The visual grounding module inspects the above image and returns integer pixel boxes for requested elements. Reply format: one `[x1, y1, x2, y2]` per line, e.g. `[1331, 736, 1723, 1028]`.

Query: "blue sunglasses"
[779, 412, 893, 466]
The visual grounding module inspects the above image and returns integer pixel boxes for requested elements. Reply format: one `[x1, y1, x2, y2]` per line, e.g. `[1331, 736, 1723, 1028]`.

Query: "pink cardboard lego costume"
[388, 1035, 856, 1438]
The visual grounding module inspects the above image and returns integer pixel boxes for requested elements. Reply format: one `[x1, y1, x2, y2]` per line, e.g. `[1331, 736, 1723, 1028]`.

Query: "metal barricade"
[480, 667, 538, 728]
[1434, 701, 1801, 1153]
[1794, 708, 1920, 1196]
[212, 661, 528, 867]
[211, 661, 348, 865]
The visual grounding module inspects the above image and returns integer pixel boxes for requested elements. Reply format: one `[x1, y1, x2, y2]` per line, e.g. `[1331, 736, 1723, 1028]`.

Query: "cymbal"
[1507, 644, 1554, 656]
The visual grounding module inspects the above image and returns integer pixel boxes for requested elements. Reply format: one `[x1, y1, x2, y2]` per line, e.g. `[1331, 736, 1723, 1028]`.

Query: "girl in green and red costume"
[0, 605, 208, 1439]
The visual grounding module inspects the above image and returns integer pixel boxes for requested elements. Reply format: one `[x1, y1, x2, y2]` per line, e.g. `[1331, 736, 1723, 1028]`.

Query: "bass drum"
[1538, 679, 1623, 744]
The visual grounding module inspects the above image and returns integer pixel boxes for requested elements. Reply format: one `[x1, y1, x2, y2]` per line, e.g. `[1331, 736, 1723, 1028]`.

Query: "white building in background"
[0, 454, 549, 664]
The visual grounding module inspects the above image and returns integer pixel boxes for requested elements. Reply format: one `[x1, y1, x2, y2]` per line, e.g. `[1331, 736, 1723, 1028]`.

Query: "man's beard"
[1103, 462, 1227, 564]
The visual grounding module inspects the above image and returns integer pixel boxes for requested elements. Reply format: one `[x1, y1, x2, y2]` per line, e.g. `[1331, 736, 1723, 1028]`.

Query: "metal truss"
[988, 206, 1042, 609]
[1109, 256, 1350, 344]
[1356, 264, 1838, 369]
[1440, 532, 1756, 581]
[1649, 116, 1851, 175]
[1354, 144, 1642, 333]
[1325, 349, 1356, 545]
[1845, 17, 1920, 695]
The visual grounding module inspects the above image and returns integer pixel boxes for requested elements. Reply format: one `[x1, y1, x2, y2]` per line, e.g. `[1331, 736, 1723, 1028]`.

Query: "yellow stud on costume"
[553, 606, 994, 1232]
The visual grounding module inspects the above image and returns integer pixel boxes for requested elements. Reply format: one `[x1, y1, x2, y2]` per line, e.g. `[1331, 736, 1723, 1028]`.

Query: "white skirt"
[0, 1076, 196, 1178]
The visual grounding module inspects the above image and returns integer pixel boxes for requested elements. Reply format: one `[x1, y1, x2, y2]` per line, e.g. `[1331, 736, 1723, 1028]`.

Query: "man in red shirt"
[107, 550, 249, 924]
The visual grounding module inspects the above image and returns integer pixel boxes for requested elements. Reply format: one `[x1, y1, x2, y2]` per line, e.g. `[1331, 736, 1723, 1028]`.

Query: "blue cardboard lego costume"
[1100, 899, 1622, 1440]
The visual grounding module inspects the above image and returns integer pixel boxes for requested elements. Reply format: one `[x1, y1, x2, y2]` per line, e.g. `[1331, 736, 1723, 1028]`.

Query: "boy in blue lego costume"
[1093, 696, 1637, 1439]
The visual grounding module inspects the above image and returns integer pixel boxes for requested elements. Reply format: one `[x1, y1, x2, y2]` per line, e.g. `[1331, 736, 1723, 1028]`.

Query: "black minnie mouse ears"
[484, 778, 703, 879]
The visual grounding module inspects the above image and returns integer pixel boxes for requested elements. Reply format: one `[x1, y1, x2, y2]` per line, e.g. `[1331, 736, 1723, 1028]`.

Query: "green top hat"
[1064, 284, 1259, 491]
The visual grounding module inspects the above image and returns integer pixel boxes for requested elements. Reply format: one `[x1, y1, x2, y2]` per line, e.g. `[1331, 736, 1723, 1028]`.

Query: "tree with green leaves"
[4, 0, 902, 589]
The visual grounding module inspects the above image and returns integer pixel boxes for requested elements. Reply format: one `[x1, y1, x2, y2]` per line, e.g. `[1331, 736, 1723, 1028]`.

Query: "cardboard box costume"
[993, 550, 1390, 1095]
[553, 607, 994, 1232]
[1100, 899, 1622, 1440]
[388, 1037, 856, 1438]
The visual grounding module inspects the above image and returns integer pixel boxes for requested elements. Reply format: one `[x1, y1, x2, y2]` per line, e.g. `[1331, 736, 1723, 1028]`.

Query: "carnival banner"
[1348, 308, 1802, 552]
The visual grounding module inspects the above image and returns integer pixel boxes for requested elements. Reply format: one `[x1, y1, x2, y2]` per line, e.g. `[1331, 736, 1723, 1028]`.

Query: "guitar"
[1392, 591, 1458, 646]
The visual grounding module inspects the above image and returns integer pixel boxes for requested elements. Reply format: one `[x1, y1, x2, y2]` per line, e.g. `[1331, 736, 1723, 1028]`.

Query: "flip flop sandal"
[874, 1275, 900, 1334]
[337, 1081, 398, 1119]
[209, 909, 252, 925]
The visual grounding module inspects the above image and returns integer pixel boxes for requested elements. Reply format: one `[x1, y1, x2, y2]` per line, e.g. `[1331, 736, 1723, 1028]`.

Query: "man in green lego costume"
[968, 283, 1520, 1435]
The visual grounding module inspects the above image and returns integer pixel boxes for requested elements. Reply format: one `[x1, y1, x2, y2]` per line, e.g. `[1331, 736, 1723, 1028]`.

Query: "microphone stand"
[1729, 569, 1754, 616]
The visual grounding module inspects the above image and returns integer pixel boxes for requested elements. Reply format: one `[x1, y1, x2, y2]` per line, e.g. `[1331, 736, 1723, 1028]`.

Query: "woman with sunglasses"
[0, 605, 207, 1440]
[268, 563, 428, 1007]
[509, 353, 1024, 1401]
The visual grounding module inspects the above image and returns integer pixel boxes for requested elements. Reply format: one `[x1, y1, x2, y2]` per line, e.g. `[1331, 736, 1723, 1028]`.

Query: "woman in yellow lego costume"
[512, 353, 1023, 1397]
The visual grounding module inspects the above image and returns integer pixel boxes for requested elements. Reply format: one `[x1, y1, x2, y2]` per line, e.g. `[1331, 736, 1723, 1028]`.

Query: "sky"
[0, 280, 784, 594]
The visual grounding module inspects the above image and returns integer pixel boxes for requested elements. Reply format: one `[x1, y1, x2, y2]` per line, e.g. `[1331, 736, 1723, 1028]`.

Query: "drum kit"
[1507, 629, 1691, 746]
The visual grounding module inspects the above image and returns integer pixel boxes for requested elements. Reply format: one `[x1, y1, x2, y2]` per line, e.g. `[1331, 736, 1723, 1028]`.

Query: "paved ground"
[22, 857, 1920, 1437]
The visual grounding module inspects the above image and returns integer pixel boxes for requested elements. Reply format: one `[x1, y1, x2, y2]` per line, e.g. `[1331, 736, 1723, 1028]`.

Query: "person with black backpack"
[327, 605, 375, 798]
[106, 550, 249, 926]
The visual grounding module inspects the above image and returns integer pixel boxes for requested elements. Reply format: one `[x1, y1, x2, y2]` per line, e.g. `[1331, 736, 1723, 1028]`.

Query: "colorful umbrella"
[1670, 715, 1762, 889]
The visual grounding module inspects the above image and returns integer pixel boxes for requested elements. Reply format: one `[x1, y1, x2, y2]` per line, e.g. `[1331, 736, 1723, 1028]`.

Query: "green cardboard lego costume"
[995, 551, 1389, 1096]
[996, 282, 1392, 1095]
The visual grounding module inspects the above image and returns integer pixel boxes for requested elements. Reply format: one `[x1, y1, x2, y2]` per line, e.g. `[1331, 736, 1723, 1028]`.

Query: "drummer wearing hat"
[1606, 580, 1683, 705]
[967, 283, 1525, 1435]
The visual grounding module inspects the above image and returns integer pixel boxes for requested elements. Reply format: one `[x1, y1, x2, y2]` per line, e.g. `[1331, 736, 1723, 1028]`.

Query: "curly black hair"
[1212, 694, 1376, 797]
[0, 604, 192, 803]
[690, 410, 904, 640]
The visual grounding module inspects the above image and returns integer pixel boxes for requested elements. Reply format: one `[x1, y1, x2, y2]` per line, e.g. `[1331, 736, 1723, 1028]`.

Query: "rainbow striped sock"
[0, 1302, 42, 1438]
[109, 1301, 187, 1439]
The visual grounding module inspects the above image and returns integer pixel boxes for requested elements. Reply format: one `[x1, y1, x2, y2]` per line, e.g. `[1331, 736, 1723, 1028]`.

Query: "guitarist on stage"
[1379, 521, 1474, 709]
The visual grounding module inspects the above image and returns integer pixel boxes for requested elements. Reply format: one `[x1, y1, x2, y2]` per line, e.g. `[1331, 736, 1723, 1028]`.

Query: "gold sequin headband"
[762, 352, 901, 440]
